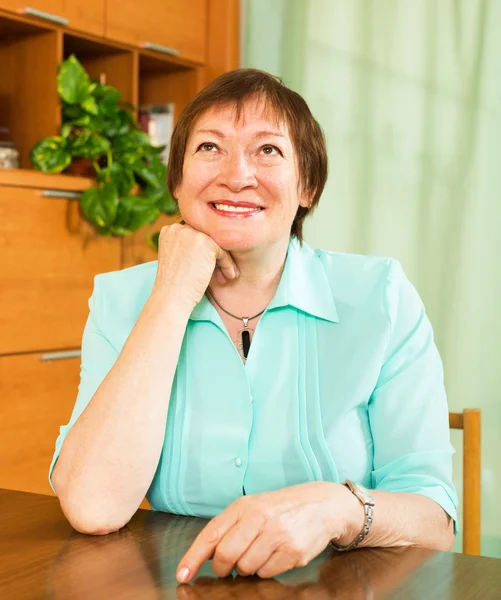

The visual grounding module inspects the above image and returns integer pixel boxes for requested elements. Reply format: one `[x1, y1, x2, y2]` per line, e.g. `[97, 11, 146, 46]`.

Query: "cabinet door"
[63, 0, 105, 37]
[0, 353, 152, 508]
[0, 0, 104, 36]
[0, 352, 80, 496]
[0, 185, 121, 354]
[106, 0, 207, 64]
[0, 1, 65, 22]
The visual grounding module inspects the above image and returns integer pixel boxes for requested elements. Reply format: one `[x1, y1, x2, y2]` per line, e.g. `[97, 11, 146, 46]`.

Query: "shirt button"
[235, 458, 242, 467]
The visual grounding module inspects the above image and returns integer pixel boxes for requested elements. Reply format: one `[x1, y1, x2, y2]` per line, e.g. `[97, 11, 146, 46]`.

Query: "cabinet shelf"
[0, 168, 93, 191]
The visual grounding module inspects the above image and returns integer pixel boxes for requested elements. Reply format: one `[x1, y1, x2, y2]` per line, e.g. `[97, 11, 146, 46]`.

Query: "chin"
[210, 231, 260, 252]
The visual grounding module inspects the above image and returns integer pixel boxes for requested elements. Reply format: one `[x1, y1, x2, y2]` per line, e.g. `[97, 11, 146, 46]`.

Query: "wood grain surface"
[1, 489, 501, 599]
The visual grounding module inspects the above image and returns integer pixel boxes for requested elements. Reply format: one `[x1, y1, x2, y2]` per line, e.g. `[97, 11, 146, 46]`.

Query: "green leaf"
[58, 55, 90, 105]
[158, 188, 178, 215]
[81, 96, 99, 115]
[100, 162, 135, 197]
[102, 109, 133, 138]
[113, 130, 150, 154]
[133, 160, 162, 188]
[147, 144, 166, 156]
[73, 114, 91, 127]
[111, 194, 160, 234]
[150, 232, 160, 251]
[30, 136, 72, 173]
[147, 153, 167, 179]
[62, 103, 86, 120]
[80, 182, 119, 228]
[61, 122, 73, 138]
[143, 184, 178, 215]
[71, 130, 110, 159]
[94, 84, 122, 115]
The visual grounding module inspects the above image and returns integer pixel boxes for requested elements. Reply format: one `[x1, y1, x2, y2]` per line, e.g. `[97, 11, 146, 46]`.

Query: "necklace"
[206, 287, 265, 362]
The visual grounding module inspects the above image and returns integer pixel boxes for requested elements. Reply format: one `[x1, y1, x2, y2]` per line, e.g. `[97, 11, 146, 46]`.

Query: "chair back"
[449, 409, 481, 555]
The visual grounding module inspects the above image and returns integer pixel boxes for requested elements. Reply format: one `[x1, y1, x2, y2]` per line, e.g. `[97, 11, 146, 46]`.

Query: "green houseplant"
[30, 54, 178, 246]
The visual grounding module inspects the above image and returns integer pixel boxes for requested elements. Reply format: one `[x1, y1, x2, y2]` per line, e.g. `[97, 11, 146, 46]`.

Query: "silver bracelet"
[329, 481, 375, 552]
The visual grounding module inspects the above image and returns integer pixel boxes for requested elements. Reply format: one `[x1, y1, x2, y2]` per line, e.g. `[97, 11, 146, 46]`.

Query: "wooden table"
[1, 489, 500, 599]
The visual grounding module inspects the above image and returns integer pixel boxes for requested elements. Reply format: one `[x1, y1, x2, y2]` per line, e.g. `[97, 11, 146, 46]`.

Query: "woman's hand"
[176, 482, 360, 582]
[153, 223, 239, 309]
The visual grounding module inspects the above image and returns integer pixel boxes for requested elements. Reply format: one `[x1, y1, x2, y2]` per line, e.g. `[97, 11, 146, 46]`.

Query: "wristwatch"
[330, 480, 375, 551]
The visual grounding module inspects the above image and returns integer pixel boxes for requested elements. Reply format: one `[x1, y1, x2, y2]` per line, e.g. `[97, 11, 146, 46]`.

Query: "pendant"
[237, 323, 254, 362]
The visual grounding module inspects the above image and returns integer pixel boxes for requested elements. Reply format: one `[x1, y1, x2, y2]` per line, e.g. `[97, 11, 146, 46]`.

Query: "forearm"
[53, 289, 191, 534]
[334, 485, 454, 552]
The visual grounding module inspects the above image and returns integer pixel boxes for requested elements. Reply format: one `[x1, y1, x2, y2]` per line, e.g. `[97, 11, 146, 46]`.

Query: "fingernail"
[177, 567, 190, 583]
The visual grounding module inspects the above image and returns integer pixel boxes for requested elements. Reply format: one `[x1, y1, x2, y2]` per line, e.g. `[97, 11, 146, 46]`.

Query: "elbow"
[61, 501, 129, 536]
[55, 477, 130, 535]
[70, 516, 124, 536]
[434, 518, 455, 552]
[443, 520, 455, 552]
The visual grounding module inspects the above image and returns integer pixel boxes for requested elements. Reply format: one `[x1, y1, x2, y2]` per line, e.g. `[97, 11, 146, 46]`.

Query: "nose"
[216, 150, 257, 192]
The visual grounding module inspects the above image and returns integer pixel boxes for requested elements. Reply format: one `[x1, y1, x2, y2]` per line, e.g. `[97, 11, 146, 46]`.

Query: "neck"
[208, 238, 291, 312]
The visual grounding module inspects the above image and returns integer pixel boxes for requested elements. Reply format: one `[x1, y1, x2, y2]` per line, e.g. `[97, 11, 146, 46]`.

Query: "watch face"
[351, 482, 375, 505]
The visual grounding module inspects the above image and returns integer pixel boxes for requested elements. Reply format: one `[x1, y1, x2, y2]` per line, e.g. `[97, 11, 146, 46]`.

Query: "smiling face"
[174, 98, 310, 253]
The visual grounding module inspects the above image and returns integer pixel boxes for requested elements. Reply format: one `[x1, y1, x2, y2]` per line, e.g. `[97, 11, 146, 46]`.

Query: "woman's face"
[175, 98, 310, 252]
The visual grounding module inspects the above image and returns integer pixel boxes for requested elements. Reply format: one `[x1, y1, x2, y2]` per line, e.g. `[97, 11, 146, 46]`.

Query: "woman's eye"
[198, 142, 217, 152]
[261, 145, 281, 156]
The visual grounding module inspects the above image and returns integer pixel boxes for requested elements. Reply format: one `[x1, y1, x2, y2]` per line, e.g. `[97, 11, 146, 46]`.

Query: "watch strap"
[330, 481, 374, 552]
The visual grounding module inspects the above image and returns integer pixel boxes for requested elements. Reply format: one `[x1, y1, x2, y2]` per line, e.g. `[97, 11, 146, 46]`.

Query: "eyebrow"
[194, 129, 285, 139]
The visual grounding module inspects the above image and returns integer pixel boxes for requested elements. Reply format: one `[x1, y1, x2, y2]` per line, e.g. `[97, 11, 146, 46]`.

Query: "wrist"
[335, 483, 366, 546]
[149, 285, 196, 316]
[147, 287, 195, 323]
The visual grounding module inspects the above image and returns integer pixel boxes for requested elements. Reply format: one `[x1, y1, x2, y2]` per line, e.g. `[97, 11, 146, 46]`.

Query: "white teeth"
[214, 203, 261, 213]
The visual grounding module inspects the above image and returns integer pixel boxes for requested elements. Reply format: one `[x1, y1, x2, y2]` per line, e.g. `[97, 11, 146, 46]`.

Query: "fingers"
[211, 517, 264, 578]
[254, 549, 301, 579]
[215, 246, 239, 282]
[177, 511, 239, 583]
[214, 267, 227, 285]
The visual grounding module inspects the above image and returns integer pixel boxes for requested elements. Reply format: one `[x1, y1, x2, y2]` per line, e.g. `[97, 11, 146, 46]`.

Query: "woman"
[49, 69, 457, 583]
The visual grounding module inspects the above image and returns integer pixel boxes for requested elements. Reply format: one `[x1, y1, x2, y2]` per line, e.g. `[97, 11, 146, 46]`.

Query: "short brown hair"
[167, 68, 328, 242]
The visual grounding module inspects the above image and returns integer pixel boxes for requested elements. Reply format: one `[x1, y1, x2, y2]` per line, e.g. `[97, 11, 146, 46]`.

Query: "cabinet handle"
[143, 42, 180, 57]
[22, 7, 69, 25]
[40, 350, 81, 361]
[41, 190, 82, 199]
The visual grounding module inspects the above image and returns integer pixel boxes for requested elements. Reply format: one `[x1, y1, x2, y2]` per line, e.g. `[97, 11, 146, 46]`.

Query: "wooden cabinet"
[105, 0, 207, 64]
[63, 0, 105, 37]
[0, 0, 105, 36]
[0, 184, 121, 354]
[0, 0, 64, 17]
[0, 352, 80, 496]
[0, 0, 239, 501]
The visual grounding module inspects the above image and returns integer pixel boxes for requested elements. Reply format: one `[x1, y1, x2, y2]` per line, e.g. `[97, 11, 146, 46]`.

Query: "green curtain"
[244, 0, 501, 558]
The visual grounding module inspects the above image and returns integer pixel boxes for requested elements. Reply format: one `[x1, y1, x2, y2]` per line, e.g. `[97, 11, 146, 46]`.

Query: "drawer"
[0, 351, 80, 496]
[0, 185, 121, 354]
[0, 352, 152, 510]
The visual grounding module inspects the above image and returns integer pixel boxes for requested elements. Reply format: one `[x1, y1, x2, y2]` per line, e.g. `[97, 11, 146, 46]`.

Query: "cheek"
[177, 166, 211, 205]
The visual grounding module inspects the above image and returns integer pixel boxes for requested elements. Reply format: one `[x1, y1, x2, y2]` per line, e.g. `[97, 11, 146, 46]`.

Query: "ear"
[299, 192, 314, 209]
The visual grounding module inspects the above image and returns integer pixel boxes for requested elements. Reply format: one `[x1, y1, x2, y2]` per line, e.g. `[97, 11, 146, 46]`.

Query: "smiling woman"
[48, 68, 457, 583]
[174, 101, 305, 255]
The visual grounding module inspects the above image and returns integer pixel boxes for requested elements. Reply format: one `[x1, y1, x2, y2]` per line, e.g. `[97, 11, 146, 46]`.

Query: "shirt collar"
[190, 237, 339, 323]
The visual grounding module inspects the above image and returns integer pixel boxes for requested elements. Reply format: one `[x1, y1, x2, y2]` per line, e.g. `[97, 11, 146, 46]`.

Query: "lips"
[209, 201, 264, 209]
[209, 202, 264, 218]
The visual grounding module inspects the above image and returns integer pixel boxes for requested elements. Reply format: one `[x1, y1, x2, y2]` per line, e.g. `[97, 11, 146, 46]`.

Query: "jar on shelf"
[0, 127, 20, 169]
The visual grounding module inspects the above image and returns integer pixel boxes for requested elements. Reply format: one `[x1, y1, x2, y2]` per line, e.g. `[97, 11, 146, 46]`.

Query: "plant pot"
[64, 158, 96, 178]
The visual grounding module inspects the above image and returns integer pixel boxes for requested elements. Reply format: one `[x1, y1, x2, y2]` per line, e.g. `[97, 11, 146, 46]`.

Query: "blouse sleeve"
[368, 259, 458, 531]
[48, 276, 119, 492]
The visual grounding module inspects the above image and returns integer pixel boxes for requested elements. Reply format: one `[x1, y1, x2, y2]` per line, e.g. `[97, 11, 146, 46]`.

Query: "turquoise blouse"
[49, 238, 458, 527]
